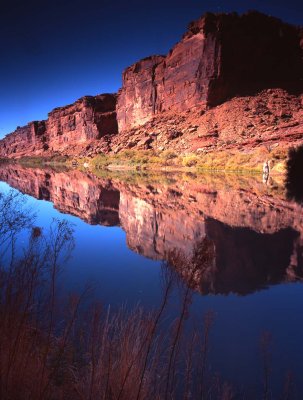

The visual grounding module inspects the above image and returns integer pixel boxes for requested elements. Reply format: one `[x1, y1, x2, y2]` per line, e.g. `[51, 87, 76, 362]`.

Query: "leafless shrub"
[0, 190, 297, 400]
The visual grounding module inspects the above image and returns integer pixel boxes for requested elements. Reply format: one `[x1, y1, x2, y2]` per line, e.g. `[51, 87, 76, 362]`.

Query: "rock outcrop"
[0, 11, 302, 159]
[109, 89, 303, 155]
[0, 94, 118, 158]
[0, 121, 47, 157]
[117, 12, 303, 131]
[47, 94, 118, 153]
[0, 164, 302, 295]
[117, 56, 165, 130]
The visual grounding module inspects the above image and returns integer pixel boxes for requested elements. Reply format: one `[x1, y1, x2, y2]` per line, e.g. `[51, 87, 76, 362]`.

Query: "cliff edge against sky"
[0, 11, 302, 164]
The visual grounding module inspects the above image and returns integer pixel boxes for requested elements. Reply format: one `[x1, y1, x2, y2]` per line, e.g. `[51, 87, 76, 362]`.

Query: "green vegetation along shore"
[0, 145, 290, 176]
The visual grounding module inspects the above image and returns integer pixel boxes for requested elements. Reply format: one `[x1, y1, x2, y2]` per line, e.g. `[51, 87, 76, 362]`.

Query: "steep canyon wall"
[117, 12, 303, 131]
[0, 94, 118, 158]
[0, 12, 302, 157]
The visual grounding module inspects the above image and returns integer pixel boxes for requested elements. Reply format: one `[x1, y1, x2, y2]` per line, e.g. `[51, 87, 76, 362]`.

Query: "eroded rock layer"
[0, 94, 118, 158]
[117, 12, 303, 131]
[0, 121, 47, 157]
[47, 94, 118, 152]
[109, 89, 303, 155]
[0, 11, 302, 158]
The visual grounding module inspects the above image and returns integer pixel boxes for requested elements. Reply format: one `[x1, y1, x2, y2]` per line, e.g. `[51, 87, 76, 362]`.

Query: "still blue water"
[0, 166, 302, 397]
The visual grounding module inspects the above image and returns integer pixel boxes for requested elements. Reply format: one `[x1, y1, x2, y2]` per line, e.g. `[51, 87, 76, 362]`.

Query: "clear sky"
[0, 0, 302, 138]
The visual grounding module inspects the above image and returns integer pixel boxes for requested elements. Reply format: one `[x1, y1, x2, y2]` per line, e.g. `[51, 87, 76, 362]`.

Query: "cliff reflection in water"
[0, 164, 302, 295]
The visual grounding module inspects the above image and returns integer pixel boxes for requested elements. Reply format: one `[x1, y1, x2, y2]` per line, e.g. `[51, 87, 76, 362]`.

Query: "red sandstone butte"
[0, 11, 302, 158]
[117, 11, 303, 131]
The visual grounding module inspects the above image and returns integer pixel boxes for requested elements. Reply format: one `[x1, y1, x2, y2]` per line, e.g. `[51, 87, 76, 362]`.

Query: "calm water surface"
[0, 164, 302, 397]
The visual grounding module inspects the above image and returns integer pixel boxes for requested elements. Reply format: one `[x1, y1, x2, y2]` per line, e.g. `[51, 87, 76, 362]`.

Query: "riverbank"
[75, 146, 288, 175]
[0, 145, 290, 177]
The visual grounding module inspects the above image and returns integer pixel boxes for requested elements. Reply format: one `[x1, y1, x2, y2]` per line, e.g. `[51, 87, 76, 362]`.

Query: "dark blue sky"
[0, 0, 302, 138]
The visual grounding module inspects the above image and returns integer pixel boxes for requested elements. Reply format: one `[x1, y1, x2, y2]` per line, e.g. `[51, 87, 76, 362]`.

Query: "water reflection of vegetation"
[1, 158, 289, 201]
[0, 191, 297, 399]
[90, 167, 287, 198]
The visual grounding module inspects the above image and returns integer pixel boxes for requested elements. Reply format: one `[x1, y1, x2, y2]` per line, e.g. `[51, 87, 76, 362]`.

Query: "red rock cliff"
[0, 94, 118, 158]
[117, 11, 303, 131]
[0, 11, 302, 158]
[0, 121, 47, 157]
[117, 56, 165, 130]
[47, 94, 117, 153]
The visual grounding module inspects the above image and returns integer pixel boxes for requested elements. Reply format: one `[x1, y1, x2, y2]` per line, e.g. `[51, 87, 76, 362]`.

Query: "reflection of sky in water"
[0, 179, 302, 397]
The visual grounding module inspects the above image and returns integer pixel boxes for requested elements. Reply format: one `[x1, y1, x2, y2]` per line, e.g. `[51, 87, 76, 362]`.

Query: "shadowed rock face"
[117, 12, 303, 131]
[0, 164, 302, 295]
[286, 145, 303, 204]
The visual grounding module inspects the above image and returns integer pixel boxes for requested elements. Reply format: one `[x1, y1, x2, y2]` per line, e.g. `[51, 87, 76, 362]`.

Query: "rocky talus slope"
[0, 11, 302, 160]
[100, 89, 303, 156]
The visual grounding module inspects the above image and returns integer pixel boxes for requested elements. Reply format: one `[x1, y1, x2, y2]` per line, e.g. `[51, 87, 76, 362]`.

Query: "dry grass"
[16, 155, 69, 167]
[85, 145, 289, 175]
[8, 142, 290, 175]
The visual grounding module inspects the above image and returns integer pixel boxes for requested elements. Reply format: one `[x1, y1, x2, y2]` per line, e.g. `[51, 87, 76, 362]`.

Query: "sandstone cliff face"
[47, 94, 117, 153]
[117, 56, 165, 131]
[110, 89, 303, 155]
[117, 12, 303, 131]
[0, 12, 302, 160]
[0, 164, 302, 294]
[0, 94, 118, 158]
[0, 121, 47, 157]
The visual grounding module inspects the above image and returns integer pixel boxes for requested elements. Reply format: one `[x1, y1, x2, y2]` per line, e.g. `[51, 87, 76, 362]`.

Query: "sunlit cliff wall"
[0, 12, 302, 156]
[0, 121, 47, 157]
[117, 12, 303, 131]
[46, 94, 118, 152]
[0, 94, 118, 158]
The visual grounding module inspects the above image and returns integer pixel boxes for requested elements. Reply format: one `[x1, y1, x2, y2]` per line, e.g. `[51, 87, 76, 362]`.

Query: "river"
[0, 163, 302, 398]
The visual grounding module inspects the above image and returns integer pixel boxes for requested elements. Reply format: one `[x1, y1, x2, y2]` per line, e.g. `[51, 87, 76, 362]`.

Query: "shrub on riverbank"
[87, 145, 288, 174]
[18, 154, 69, 166]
